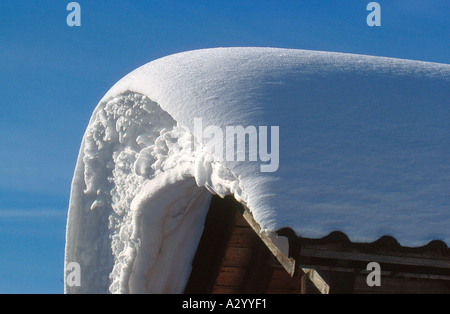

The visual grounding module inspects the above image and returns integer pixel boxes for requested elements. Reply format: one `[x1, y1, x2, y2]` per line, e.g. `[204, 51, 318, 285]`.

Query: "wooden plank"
[300, 248, 450, 269]
[228, 227, 258, 248]
[215, 266, 247, 287]
[240, 236, 275, 294]
[242, 209, 296, 276]
[301, 269, 330, 294]
[268, 268, 301, 289]
[300, 241, 449, 260]
[298, 264, 450, 281]
[234, 211, 249, 227]
[222, 247, 254, 268]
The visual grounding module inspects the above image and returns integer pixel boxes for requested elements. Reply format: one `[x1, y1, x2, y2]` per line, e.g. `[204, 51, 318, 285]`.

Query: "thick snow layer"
[65, 48, 450, 294]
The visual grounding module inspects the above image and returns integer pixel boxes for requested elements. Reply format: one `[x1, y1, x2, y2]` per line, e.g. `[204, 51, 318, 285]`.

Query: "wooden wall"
[185, 195, 450, 294]
[185, 195, 304, 294]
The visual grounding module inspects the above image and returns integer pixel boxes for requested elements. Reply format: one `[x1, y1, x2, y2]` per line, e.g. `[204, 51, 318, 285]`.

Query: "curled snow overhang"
[65, 47, 450, 294]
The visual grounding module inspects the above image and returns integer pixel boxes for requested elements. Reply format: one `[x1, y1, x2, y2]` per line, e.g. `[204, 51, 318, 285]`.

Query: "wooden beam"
[297, 263, 450, 281]
[299, 247, 450, 269]
[301, 268, 330, 294]
[241, 209, 296, 277]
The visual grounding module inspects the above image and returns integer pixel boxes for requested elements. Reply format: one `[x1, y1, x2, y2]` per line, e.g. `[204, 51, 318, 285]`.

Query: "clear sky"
[0, 0, 448, 293]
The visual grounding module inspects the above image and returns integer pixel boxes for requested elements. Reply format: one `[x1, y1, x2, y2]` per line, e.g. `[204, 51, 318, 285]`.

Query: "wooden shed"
[185, 196, 450, 294]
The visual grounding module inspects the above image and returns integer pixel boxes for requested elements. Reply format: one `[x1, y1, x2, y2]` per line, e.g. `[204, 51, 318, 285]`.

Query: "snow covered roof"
[65, 47, 450, 293]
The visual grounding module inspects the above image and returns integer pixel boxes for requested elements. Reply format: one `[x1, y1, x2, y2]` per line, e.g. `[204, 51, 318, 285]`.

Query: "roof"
[101, 47, 450, 246]
[65, 47, 450, 293]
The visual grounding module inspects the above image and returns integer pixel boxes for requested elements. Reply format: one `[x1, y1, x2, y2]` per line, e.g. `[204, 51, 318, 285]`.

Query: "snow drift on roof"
[65, 47, 450, 293]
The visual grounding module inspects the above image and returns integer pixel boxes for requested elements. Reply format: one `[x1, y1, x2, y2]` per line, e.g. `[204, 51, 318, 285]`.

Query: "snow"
[65, 47, 450, 294]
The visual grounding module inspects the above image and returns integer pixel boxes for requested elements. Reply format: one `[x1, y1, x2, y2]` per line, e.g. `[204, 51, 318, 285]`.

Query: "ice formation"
[65, 48, 450, 294]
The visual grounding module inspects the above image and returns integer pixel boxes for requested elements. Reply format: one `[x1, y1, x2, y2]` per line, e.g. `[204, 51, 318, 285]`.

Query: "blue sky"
[0, 0, 448, 293]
